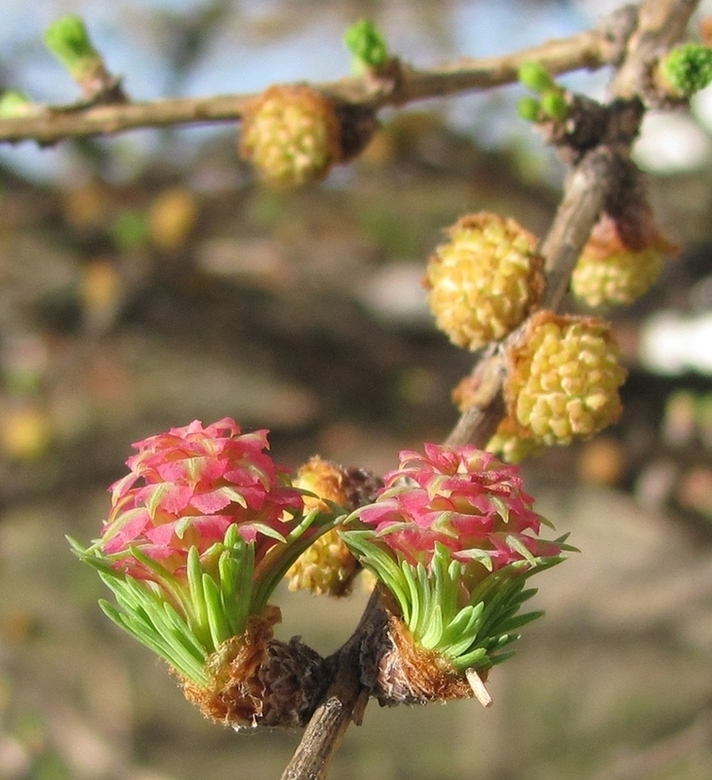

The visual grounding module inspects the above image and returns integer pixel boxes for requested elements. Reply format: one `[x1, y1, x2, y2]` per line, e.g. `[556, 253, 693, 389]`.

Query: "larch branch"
[0, 11, 632, 146]
[284, 2, 702, 777]
[443, 0, 700, 449]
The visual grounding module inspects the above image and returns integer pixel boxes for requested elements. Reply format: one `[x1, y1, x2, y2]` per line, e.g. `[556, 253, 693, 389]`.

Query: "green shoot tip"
[344, 18, 389, 73]
[44, 15, 100, 75]
[518, 61, 556, 94]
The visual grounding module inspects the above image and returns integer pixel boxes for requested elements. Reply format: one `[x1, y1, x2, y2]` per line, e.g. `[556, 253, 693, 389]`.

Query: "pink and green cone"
[340, 443, 569, 698]
[69, 418, 345, 699]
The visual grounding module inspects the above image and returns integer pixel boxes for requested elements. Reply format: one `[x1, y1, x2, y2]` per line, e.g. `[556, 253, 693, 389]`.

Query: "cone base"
[362, 604, 489, 706]
[181, 606, 328, 729]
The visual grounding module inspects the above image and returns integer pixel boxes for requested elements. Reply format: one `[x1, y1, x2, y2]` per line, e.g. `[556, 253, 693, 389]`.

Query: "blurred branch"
[0, 9, 634, 145]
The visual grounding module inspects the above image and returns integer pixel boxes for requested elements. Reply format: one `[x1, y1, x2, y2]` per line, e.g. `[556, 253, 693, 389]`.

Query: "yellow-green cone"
[285, 457, 362, 596]
[572, 212, 675, 307]
[504, 311, 626, 445]
[240, 85, 341, 187]
[425, 213, 545, 351]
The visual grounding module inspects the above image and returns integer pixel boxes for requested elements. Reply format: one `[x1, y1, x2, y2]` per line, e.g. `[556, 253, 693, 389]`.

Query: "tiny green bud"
[517, 61, 556, 94]
[517, 96, 541, 122]
[44, 15, 101, 78]
[0, 91, 38, 119]
[540, 89, 568, 121]
[344, 18, 389, 73]
[661, 43, 712, 97]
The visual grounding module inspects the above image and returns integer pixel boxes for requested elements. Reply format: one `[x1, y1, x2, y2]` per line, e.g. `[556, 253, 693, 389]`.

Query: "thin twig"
[445, 351, 507, 448]
[611, 0, 700, 99]
[279, 694, 366, 780]
[279, 592, 379, 780]
[0, 11, 632, 146]
[540, 146, 619, 309]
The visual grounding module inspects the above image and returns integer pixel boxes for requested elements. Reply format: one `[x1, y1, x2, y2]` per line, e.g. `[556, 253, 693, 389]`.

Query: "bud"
[518, 62, 569, 123]
[504, 311, 626, 445]
[240, 85, 342, 188]
[44, 15, 100, 78]
[70, 418, 343, 729]
[425, 213, 545, 351]
[342, 444, 568, 705]
[43, 15, 119, 100]
[517, 96, 541, 122]
[572, 212, 676, 308]
[540, 89, 569, 121]
[518, 62, 557, 94]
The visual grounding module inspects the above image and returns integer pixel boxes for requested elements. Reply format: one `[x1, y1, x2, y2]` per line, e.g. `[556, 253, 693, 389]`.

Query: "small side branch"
[0, 94, 253, 146]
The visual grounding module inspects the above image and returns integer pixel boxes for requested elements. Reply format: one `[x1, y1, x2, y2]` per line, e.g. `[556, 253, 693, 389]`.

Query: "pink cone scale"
[357, 444, 554, 571]
[101, 418, 303, 578]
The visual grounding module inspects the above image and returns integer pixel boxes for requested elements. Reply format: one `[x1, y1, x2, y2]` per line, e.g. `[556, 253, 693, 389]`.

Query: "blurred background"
[2, 1, 712, 778]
